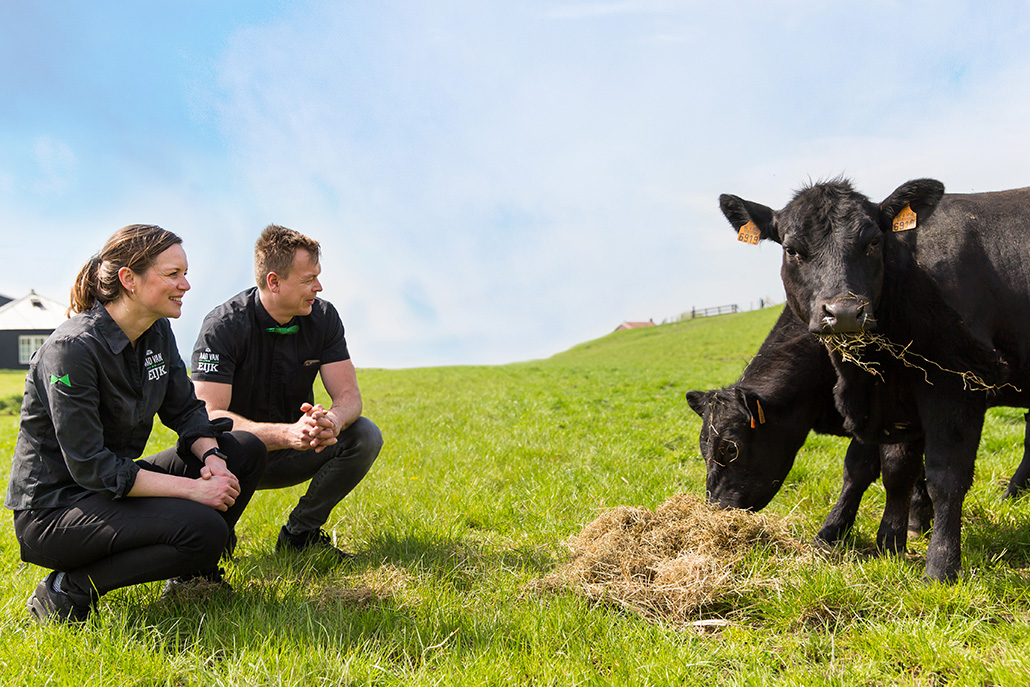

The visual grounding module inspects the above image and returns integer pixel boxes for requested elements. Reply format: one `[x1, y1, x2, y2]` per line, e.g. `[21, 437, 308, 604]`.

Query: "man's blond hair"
[254, 224, 321, 289]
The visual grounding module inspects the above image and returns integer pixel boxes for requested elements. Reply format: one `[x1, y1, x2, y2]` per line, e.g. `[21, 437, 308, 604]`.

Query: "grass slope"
[2, 305, 1030, 685]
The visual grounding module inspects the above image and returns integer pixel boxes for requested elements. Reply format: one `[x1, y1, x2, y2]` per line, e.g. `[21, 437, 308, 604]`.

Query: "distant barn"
[0, 291, 68, 369]
[614, 319, 656, 332]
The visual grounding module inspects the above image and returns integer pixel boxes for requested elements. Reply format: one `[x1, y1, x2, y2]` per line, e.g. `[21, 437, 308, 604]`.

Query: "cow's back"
[902, 187, 1030, 387]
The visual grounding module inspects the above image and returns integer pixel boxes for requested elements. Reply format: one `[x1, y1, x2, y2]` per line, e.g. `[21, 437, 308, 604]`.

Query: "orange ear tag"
[737, 221, 761, 245]
[892, 205, 917, 232]
[749, 399, 766, 429]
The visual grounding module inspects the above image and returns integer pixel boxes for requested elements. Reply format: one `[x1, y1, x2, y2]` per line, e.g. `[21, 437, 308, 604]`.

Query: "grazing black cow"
[686, 306, 1030, 551]
[686, 307, 927, 552]
[718, 178, 1030, 581]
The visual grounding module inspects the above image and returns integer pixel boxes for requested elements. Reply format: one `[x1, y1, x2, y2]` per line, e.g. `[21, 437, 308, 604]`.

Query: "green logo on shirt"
[50, 373, 71, 387]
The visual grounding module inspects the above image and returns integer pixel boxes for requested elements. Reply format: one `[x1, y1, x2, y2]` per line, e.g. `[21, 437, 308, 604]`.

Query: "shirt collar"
[89, 302, 135, 355]
[252, 288, 300, 333]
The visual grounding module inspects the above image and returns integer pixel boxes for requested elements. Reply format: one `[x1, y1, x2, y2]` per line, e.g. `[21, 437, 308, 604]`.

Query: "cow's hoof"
[814, 525, 849, 546]
[921, 566, 960, 584]
[1004, 484, 1028, 500]
[875, 539, 907, 556]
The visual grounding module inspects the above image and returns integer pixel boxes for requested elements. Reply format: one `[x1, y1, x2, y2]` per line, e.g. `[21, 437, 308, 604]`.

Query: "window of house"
[18, 335, 49, 365]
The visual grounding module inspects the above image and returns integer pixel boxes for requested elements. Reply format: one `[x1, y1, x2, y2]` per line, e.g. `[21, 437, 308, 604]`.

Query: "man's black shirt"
[190, 288, 350, 423]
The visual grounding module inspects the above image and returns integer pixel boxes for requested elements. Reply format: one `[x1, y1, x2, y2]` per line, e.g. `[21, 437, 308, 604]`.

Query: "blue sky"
[3, 1, 1030, 368]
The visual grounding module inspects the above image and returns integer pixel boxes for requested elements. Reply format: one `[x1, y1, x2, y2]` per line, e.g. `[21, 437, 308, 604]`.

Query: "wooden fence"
[686, 303, 739, 319]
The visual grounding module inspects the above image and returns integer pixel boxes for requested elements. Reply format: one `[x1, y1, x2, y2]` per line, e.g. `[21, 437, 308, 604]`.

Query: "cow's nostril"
[818, 299, 864, 333]
[821, 304, 839, 329]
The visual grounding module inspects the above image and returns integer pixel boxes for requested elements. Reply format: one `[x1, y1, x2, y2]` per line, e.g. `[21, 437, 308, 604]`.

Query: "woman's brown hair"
[69, 224, 182, 314]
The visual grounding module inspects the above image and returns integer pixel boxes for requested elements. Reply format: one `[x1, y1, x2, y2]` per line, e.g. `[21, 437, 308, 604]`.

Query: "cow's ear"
[720, 194, 779, 244]
[735, 387, 767, 428]
[686, 390, 712, 417]
[879, 179, 945, 230]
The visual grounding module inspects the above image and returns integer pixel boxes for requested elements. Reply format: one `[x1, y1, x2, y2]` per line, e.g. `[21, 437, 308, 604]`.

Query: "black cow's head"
[719, 178, 945, 334]
[686, 386, 794, 511]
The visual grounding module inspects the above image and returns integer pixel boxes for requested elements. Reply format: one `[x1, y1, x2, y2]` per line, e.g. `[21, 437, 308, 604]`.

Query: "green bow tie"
[265, 325, 299, 335]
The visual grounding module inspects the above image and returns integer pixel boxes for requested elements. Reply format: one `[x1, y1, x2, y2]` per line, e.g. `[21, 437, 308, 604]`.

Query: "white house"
[0, 291, 69, 369]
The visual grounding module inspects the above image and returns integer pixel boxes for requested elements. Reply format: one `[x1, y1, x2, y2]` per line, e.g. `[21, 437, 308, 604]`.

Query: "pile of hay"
[536, 493, 812, 624]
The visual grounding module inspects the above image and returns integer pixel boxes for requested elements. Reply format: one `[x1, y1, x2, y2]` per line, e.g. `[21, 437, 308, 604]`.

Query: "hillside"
[548, 305, 783, 382]
[2, 304, 1030, 684]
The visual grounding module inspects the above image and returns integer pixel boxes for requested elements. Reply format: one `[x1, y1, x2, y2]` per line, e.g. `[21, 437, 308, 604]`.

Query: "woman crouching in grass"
[5, 225, 266, 624]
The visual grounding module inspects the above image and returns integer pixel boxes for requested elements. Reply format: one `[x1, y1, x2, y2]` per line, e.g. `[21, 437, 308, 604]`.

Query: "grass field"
[2, 305, 1030, 685]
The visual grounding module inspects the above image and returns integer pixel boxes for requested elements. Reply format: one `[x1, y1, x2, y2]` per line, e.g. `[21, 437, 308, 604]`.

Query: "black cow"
[686, 307, 927, 552]
[719, 178, 1030, 581]
[686, 306, 1030, 552]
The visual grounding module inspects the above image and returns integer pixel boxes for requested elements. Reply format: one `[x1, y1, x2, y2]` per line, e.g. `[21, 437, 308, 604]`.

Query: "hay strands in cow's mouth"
[819, 333, 885, 379]
[817, 332, 1020, 394]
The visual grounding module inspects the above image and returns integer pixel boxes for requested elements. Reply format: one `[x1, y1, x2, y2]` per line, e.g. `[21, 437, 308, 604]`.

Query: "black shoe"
[161, 566, 233, 601]
[276, 526, 355, 561]
[27, 571, 92, 624]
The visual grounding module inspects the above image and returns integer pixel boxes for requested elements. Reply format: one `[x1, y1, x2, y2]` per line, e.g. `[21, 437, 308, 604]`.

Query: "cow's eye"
[719, 442, 739, 463]
[784, 245, 802, 260]
[866, 236, 881, 254]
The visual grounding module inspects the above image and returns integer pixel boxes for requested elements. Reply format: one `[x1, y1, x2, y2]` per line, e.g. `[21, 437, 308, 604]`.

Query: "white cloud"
[187, 1, 1030, 366]
[5, 1, 1030, 367]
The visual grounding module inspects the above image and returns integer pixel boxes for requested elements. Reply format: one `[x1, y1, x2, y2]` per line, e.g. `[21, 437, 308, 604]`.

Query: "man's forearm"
[207, 408, 295, 451]
[327, 394, 362, 432]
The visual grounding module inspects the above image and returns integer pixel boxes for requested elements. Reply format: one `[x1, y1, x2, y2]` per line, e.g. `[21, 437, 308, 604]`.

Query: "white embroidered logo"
[145, 351, 167, 381]
[196, 348, 220, 374]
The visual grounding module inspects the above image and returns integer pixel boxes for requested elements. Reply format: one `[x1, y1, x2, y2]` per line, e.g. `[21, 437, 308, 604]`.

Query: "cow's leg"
[1003, 413, 1030, 498]
[919, 392, 985, 583]
[876, 439, 924, 554]
[815, 440, 879, 544]
[908, 465, 933, 537]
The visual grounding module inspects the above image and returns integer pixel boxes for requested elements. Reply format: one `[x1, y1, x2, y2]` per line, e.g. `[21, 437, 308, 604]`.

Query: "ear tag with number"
[892, 205, 917, 232]
[737, 221, 761, 245]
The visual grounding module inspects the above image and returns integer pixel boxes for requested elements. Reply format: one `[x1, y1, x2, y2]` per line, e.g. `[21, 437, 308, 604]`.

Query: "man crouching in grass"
[190, 225, 382, 561]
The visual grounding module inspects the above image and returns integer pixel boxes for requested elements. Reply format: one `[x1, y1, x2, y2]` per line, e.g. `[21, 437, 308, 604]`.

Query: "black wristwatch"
[202, 447, 228, 462]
